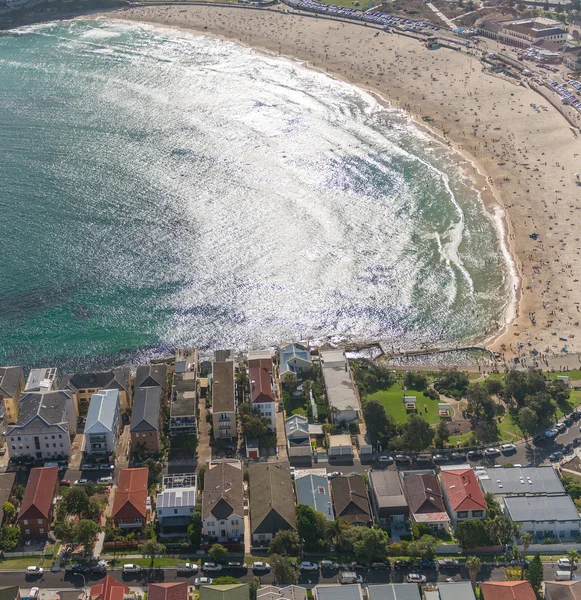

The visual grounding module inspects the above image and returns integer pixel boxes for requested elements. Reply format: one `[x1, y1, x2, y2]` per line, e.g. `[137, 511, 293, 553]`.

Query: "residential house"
[135, 364, 168, 391]
[199, 585, 249, 600]
[18, 466, 59, 538]
[320, 351, 360, 424]
[440, 468, 486, 525]
[476, 466, 565, 499]
[368, 470, 409, 527]
[0, 366, 25, 424]
[328, 434, 353, 458]
[249, 358, 277, 431]
[331, 473, 371, 526]
[24, 368, 59, 393]
[130, 387, 162, 455]
[84, 389, 121, 455]
[437, 582, 476, 600]
[148, 583, 187, 600]
[257, 586, 306, 600]
[157, 473, 197, 538]
[6, 391, 76, 460]
[503, 494, 581, 540]
[285, 414, 311, 458]
[202, 460, 244, 542]
[112, 467, 150, 531]
[295, 473, 334, 521]
[249, 462, 296, 545]
[367, 584, 421, 600]
[315, 585, 363, 600]
[62, 368, 131, 414]
[402, 472, 450, 531]
[0, 473, 16, 525]
[171, 349, 198, 438]
[545, 580, 581, 600]
[480, 581, 536, 600]
[279, 343, 311, 382]
[212, 360, 236, 441]
[90, 576, 130, 600]
[0, 587, 20, 600]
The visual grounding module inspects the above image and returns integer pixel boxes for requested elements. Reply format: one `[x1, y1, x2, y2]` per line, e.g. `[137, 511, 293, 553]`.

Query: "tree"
[212, 577, 240, 585]
[527, 552, 543, 596]
[434, 420, 450, 448]
[519, 533, 533, 578]
[144, 458, 163, 488]
[249, 577, 260, 600]
[269, 554, 298, 585]
[404, 371, 428, 391]
[62, 486, 90, 516]
[282, 372, 296, 391]
[454, 519, 491, 550]
[208, 543, 228, 563]
[2, 502, 15, 523]
[239, 403, 269, 439]
[567, 550, 581, 580]
[484, 493, 501, 520]
[296, 504, 329, 552]
[0, 525, 20, 551]
[485, 378, 504, 397]
[197, 465, 206, 491]
[75, 519, 101, 551]
[13, 484, 25, 502]
[488, 516, 520, 547]
[188, 504, 203, 547]
[466, 556, 482, 587]
[407, 535, 437, 561]
[505, 369, 546, 406]
[434, 370, 470, 399]
[362, 400, 397, 448]
[269, 530, 301, 556]
[139, 539, 166, 567]
[353, 528, 389, 564]
[517, 407, 538, 439]
[401, 414, 434, 451]
[325, 518, 347, 547]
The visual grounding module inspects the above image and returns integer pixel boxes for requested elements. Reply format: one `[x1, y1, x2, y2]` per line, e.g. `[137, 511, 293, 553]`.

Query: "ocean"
[0, 19, 511, 370]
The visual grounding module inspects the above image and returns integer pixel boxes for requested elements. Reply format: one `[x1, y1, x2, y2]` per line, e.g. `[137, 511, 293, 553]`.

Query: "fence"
[3, 551, 53, 558]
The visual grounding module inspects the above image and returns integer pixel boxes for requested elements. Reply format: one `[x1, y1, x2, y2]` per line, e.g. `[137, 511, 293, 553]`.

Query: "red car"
[60, 479, 71, 486]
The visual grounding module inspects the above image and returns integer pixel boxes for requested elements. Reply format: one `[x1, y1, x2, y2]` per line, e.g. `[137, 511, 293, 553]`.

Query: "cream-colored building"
[0, 366, 25, 424]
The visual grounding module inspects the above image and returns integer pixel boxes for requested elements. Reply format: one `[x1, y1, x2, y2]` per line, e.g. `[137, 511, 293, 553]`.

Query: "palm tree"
[520, 533, 533, 578]
[328, 405, 341, 424]
[466, 556, 482, 588]
[567, 549, 581, 580]
[325, 518, 346, 548]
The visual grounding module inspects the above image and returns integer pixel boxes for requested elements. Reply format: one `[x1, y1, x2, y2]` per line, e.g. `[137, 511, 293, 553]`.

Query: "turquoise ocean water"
[0, 20, 511, 370]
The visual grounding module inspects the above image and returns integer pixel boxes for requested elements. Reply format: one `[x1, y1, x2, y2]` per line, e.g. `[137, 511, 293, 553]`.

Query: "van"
[556, 571, 573, 581]
[340, 572, 363, 584]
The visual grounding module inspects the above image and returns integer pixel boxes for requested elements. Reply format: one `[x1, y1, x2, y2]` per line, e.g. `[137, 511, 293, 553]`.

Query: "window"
[11, 446, 15, 451]
[53, 443, 56, 448]
[136, 433, 139, 438]
[17, 437, 21, 442]
[59, 434, 62, 439]
[23, 520, 28, 525]
[39, 529, 44, 534]
[457, 511, 469, 519]
[38, 519, 43, 524]
[472, 510, 484, 518]
[118, 519, 124, 524]
[25, 529, 30, 535]
[174, 509, 178, 514]
[51, 435, 55, 440]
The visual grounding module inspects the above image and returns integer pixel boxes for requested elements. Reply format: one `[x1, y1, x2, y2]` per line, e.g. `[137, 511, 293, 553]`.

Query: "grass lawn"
[548, 370, 581, 381]
[0, 557, 52, 570]
[368, 383, 443, 425]
[126, 557, 186, 568]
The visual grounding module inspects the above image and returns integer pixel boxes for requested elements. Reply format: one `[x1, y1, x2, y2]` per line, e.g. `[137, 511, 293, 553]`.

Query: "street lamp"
[78, 573, 88, 600]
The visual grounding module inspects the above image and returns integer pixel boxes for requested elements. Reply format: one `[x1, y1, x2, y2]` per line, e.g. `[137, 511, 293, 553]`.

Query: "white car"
[25, 566, 44, 575]
[98, 476, 113, 484]
[407, 574, 427, 583]
[74, 479, 88, 485]
[558, 558, 573, 569]
[122, 564, 141, 573]
[29, 589, 40, 599]
[327, 471, 342, 479]
[300, 561, 319, 571]
[195, 577, 213, 586]
[202, 562, 222, 572]
[501, 443, 517, 453]
[252, 562, 271, 571]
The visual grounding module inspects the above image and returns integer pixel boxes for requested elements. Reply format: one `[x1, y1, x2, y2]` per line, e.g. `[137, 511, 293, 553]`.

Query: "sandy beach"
[88, 4, 581, 362]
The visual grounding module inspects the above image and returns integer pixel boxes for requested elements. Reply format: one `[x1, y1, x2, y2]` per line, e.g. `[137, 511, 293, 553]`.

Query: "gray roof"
[65, 367, 130, 392]
[367, 584, 421, 600]
[370, 470, 408, 512]
[286, 415, 309, 438]
[437, 582, 476, 600]
[0, 366, 23, 398]
[85, 389, 119, 434]
[320, 355, 358, 414]
[8, 391, 72, 433]
[203, 460, 244, 520]
[504, 494, 581, 522]
[279, 343, 311, 377]
[24, 368, 58, 392]
[157, 486, 197, 510]
[135, 364, 167, 390]
[543, 581, 581, 600]
[131, 387, 161, 432]
[477, 466, 564, 496]
[212, 361, 235, 413]
[295, 474, 334, 521]
[316, 586, 362, 600]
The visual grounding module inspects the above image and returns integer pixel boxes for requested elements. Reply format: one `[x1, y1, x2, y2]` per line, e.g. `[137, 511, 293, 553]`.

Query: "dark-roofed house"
[148, 583, 187, 600]
[112, 468, 150, 531]
[90, 576, 130, 600]
[203, 460, 244, 543]
[212, 360, 236, 441]
[171, 349, 198, 438]
[130, 387, 162, 455]
[0, 473, 16, 525]
[0, 366, 25, 424]
[402, 473, 450, 531]
[135, 364, 168, 391]
[6, 391, 77, 460]
[249, 462, 296, 545]
[545, 580, 581, 600]
[0, 587, 20, 600]
[19, 466, 59, 538]
[331, 473, 372, 526]
[369, 470, 409, 526]
[63, 367, 131, 414]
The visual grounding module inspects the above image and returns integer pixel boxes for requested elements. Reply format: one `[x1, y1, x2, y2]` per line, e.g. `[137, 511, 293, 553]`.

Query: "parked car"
[416, 455, 432, 464]
[407, 574, 427, 583]
[378, 456, 393, 463]
[327, 472, 342, 479]
[25, 567, 44, 576]
[572, 411, 581, 421]
[194, 577, 213, 586]
[29, 589, 40, 599]
[252, 562, 270, 571]
[100, 464, 115, 471]
[564, 443, 574, 454]
[371, 562, 390, 569]
[533, 434, 545, 445]
[418, 560, 436, 569]
[573, 437, 581, 447]
[340, 572, 363, 585]
[300, 562, 319, 572]
[558, 558, 574, 569]
[432, 454, 449, 463]
[98, 476, 113, 484]
[226, 562, 246, 571]
[467, 450, 483, 460]
[437, 559, 459, 569]
[564, 418, 574, 427]
[202, 563, 222, 572]
[65, 564, 88, 574]
[501, 444, 517, 453]
[550, 452, 563, 462]
[394, 560, 411, 569]
[60, 479, 71, 486]
[122, 564, 141, 573]
[556, 422, 567, 433]
[74, 479, 88, 485]
[395, 455, 411, 463]
[484, 448, 501, 458]
[545, 429, 559, 439]
[177, 563, 199, 574]
[82, 464, 98, 471]
[450, 453, 466, 461]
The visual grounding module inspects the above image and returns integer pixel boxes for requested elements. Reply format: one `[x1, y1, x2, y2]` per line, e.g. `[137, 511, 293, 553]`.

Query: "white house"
[328, 434, 354, 457]
[320, 350, 360, 424]
[285, 415, 311, 458]
[157, 473, 198, 538]
[279, 343, 311, 381]
[84, 389, 121, 455]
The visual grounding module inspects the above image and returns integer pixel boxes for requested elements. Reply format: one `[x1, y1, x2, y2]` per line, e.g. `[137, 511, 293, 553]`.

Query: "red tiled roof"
[249, 359, 275, 404]
[90, 576, 130, 600]
[112, 468, 148, 520]
[19, 466, 58, 521]
[440, 469, 486, 511]
[148, 583, 187, 600]
[481, 581, 536, 600]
